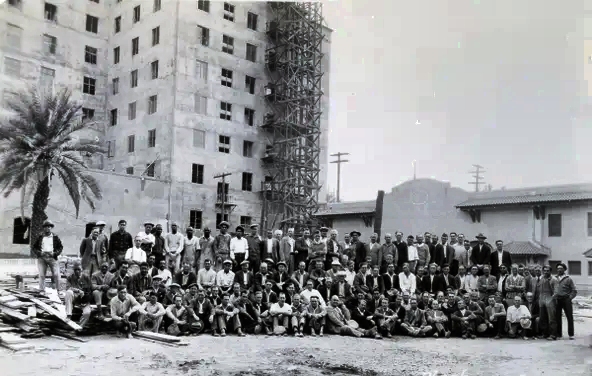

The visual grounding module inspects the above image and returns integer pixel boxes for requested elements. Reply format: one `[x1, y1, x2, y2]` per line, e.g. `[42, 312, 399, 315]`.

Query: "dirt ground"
[2, 316, 591, 376]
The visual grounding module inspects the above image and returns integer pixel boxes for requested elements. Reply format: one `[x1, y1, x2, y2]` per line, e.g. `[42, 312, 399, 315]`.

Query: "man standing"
[262, 230, 281, 264]
[213, 222, 232, 271]
[295, 229, 312, 271]
[182, 227, 200, 272]
[554, 262, 577, 340]
[489, 240, 512, 278]
[394, 231, 408, 272]
[451, 237, 468, 276]
[280, 228, 296, 273]
[415, 234, 431, 272]
[164, 222, 184, 274]
[246, 224, 263, 273]
[95, 220, 110, 257]
[366, 233, 382, 269]
[125, 235, 147, 275]
[32, 220, 63, 291]
[406, 235, 419, 272]
[109, 220, 133, 270]
[199, 227, 215, 270]
[537, 265, 557, 339]
[471, 233, 491, 275]
[325, 229, 342, 270]
[350, 231, 366, 271]
[230, 226, 249, 272]
[152, 224, 166, 267]
[80, 227, 107, 276]
[380, 234, 397, 268]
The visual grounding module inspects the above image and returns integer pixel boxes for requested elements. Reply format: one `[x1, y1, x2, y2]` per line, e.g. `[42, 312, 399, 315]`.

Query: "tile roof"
[314, 200, 376, 216]
[456, 192, 592, 209]
[503, 241, 551, 256]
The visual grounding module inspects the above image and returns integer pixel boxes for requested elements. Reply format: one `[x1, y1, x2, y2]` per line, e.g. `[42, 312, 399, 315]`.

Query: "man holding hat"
[213, 221, 232, 271]
[32, 220, 64, 291]
[230, 226, 249, 272]
[109, 220, 133, 270]
[247, 224, 263, 273]
[138, 291, 166, 332]
[506, 295, 532, 339]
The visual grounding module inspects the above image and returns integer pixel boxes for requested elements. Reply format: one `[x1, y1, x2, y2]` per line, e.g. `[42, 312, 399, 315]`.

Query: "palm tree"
[0, 87, 105, 255]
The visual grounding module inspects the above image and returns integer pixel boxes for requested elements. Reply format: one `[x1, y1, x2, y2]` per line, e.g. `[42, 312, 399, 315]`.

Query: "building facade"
[0, 0, 331, 255]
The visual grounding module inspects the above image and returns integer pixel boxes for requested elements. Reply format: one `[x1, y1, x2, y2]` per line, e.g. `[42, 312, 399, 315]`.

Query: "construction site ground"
[2, 316, 591, 376]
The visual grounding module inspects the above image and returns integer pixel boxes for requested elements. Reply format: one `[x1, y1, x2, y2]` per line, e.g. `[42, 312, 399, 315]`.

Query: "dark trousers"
[233, 253, 247, 272]
[555, 296, 574, 337]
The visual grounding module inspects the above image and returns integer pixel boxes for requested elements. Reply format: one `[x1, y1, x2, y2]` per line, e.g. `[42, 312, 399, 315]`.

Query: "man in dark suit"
[174, 261, 197, 290]
[261, 280, 278, 307]
[433, 234, 449, 269]
[489, 240, 512, 278]
[254, 262, 274, 292]
[421, 263, 439, 295]
[366, 265, 385, 295]
[261, 230, 281, 265]
[470, 233, 492, 276]
[382, 263, 400, 298]
[434, 264, 457, 293]
[330, 271, 353, 302]
[294, 229, 312, 269]
[80, 227, 108, 276]
[394, 232, 408, 272]
[350, 231, 366, 271]
[233, 260, 256, 294]
[246, 224, 263, 274]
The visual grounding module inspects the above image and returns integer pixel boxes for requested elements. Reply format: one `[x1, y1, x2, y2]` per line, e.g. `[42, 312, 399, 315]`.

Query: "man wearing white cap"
[165, 222, 184, 274]
[95, 220, 109, 256]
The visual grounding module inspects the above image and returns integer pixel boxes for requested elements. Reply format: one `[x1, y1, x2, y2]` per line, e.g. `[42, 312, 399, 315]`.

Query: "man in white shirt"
[137, 222, 156, 252]
[182, 226, 200, 272]
[197, 259, 217, 290]
[344, 261, 356, 286]
[126, 235, 148, 275]
[155, 259, 173, 287]
[506, 295, 532, 339]
[216, 259, 235, 295]
[406, 236, 419, 272]
[269, 292, 293, 332]
[165, 222, 184, 274]
[300, 279, 326, 307]
[398, 263, 416, 295]
[230, 226, 249, 272]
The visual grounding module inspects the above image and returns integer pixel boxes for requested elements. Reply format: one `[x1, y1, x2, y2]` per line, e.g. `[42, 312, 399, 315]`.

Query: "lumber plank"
[135, 337, 181, 348]
[0, 306, 31, 322]
[0, 333, 26, 344]
[0, 342, 35, 351]
[9, 291, 81, 331]
[134, 331, 182, 343]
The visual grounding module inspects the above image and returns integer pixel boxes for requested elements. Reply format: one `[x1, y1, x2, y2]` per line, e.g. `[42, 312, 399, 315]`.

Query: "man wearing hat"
[95, 220, 110, 255]
[31, 220, 64, 291]
[326, 259, 343, 280]
[506, 295, 532, 339]
[109, 220, 133, 270]
[216, 259, 235, 295]
[554, 262, 577, 340]
[80, 227, 107, 277]
[273, 261, 291, 294]
[233, 260, 255, 294]
[165, 222, 184, 274]
[349, 231, 366, 271]
[182, 227, 200, 272]
[138, 291, 166, 332]
[230, 226, 249, 272]
[319, 226, 329, 244]
[64, 262, 93, 327]
[247, 224, 263, 274]
[149, 275, 167, 303]
[470, 233, 492, 276]
[199, 227, 215, 270]
[213, 221, 232, 271]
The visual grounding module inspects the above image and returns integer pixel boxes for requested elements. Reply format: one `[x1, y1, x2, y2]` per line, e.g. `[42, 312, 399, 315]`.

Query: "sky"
[322, 0, 590, 201]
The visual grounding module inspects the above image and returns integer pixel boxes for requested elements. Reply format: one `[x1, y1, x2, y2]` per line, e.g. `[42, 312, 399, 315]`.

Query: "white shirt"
[156, 268, 172, 286]
[497, 251, 504, 266]
[398, 272, 416, 294]
[41, 235, 54, 254]
[165, 232, 184, 254]
[408, 245, 419, 261]
[216, 269, 235, 288]
[506, 304, 531, 323]
[125, 246, 147, 263]
[138, 231, 155, 245]
[300, 289, 326, 307]
[270, 302, 292, 315]
[230, 237, 249, 260]
[466, 274, 479, 292]
[498, 275, 506, 292]
[266, 239, 274, 254]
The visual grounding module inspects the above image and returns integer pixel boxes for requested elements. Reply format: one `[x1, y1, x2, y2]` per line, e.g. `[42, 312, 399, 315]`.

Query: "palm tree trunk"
[29, 176, 50, 257]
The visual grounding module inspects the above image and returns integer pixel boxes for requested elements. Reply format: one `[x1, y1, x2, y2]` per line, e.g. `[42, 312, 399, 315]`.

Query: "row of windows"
[547, 260, 592, 276]
[113, 27, 160, 64]
[109, 95, 157, 125]
[198, 1, 259, 31]
[546, 212, 592, 237]
[187, 211, 253, 232]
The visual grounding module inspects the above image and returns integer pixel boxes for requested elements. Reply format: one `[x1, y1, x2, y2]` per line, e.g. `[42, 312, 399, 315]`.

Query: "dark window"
[588, 212, 592, 236]
[222, 35, 234, 54]
[112, 77, 119, 94]
[153, 0, 161, 12]
[12, 217, 30, 245]
[8, 0, 23, 9]
[247, 12, 258, 31]
[44, 3, 57, 22]
[151, 60, 159, 79]
[82, 108, 95, 121]
[244, 108, 254, 126]
[113, 46, 120, 64]
[128, 102, 136, 120]
[148, 129, 156, 147]
[217, 182, 229, 198]
[84, 46, 97, 64]
[110, 109, 118, 126]
[243, 140, 253, 157]
[83, 77, 96, 95]
[221, 68, 233, 87]
[90, 0, 99, 3]
[589, 261, 592, 276]
[86, 15, 99, 33]
[568, 261, 581, 276]
[245, 75, 255, 94]
[223, 2, 235, 22]
[246, 43, 256, 62]
[127, 135, 135, 153]
[152, 27, 160, 46]
[107, 140, 115, 157]
[114, 16, 121, 33]
[197, 0, 210, 12]
[131, 70, 138, 87]
[218, 135, 230, 153]
[146, 163, 155, 177]
[191, 164, 204, 184]
[190, 210, 203, 229]
[220, 102, 232, 121]
[148, 95, 158, 114]
[242, 172, 253, 191]
[133, 5, 141, 23]
[43, 34, 57, 54]
[216, 213, 229, 229]
[126, 167, 134, 175]
[132, 37, 139, 56]
[548, 214, 562, 237]
[240, 216, 252, 227]
[198, 26, 209, 46]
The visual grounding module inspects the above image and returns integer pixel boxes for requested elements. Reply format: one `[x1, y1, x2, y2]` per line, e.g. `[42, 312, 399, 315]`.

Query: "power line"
[330, 152, 349, 203]
[468, 164, 486, 192]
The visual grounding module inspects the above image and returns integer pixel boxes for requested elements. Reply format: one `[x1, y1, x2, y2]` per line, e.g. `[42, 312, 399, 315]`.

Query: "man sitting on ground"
[110, 285, 145, 338]
[506, 295, 532, 340]
[138, 291, 166, 332]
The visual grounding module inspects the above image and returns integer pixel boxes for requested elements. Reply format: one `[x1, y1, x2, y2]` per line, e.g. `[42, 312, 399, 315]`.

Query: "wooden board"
[9, 292, 81, 331]
[134, 331, 182, 343]
[0, 333, 26, 344]
[0, 306, 31, 322]
[0, 296, 17, 303]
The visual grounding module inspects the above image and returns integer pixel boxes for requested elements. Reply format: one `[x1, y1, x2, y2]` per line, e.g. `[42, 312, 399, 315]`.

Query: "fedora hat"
[520, 318, 532, 329]
[42, 220, 54, 228]
[349, 230, 361, 237]
[475, 233, 487, 239]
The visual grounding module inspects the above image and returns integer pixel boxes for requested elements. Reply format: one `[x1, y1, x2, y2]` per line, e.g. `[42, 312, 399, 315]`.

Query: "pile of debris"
[0, 286, 85, 350]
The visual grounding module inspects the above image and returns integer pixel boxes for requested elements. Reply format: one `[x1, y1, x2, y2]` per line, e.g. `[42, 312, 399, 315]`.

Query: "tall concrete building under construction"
[0, 0, 331, 255]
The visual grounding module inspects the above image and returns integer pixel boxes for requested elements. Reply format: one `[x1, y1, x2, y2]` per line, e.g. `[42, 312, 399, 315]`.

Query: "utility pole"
[214, 172, 232, 224]
[330, 152, 349, 202]
[468, 164, 486, 192]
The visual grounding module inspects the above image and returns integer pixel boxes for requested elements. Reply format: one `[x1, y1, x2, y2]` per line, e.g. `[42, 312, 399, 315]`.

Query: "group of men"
[33, 219, 578, 341]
